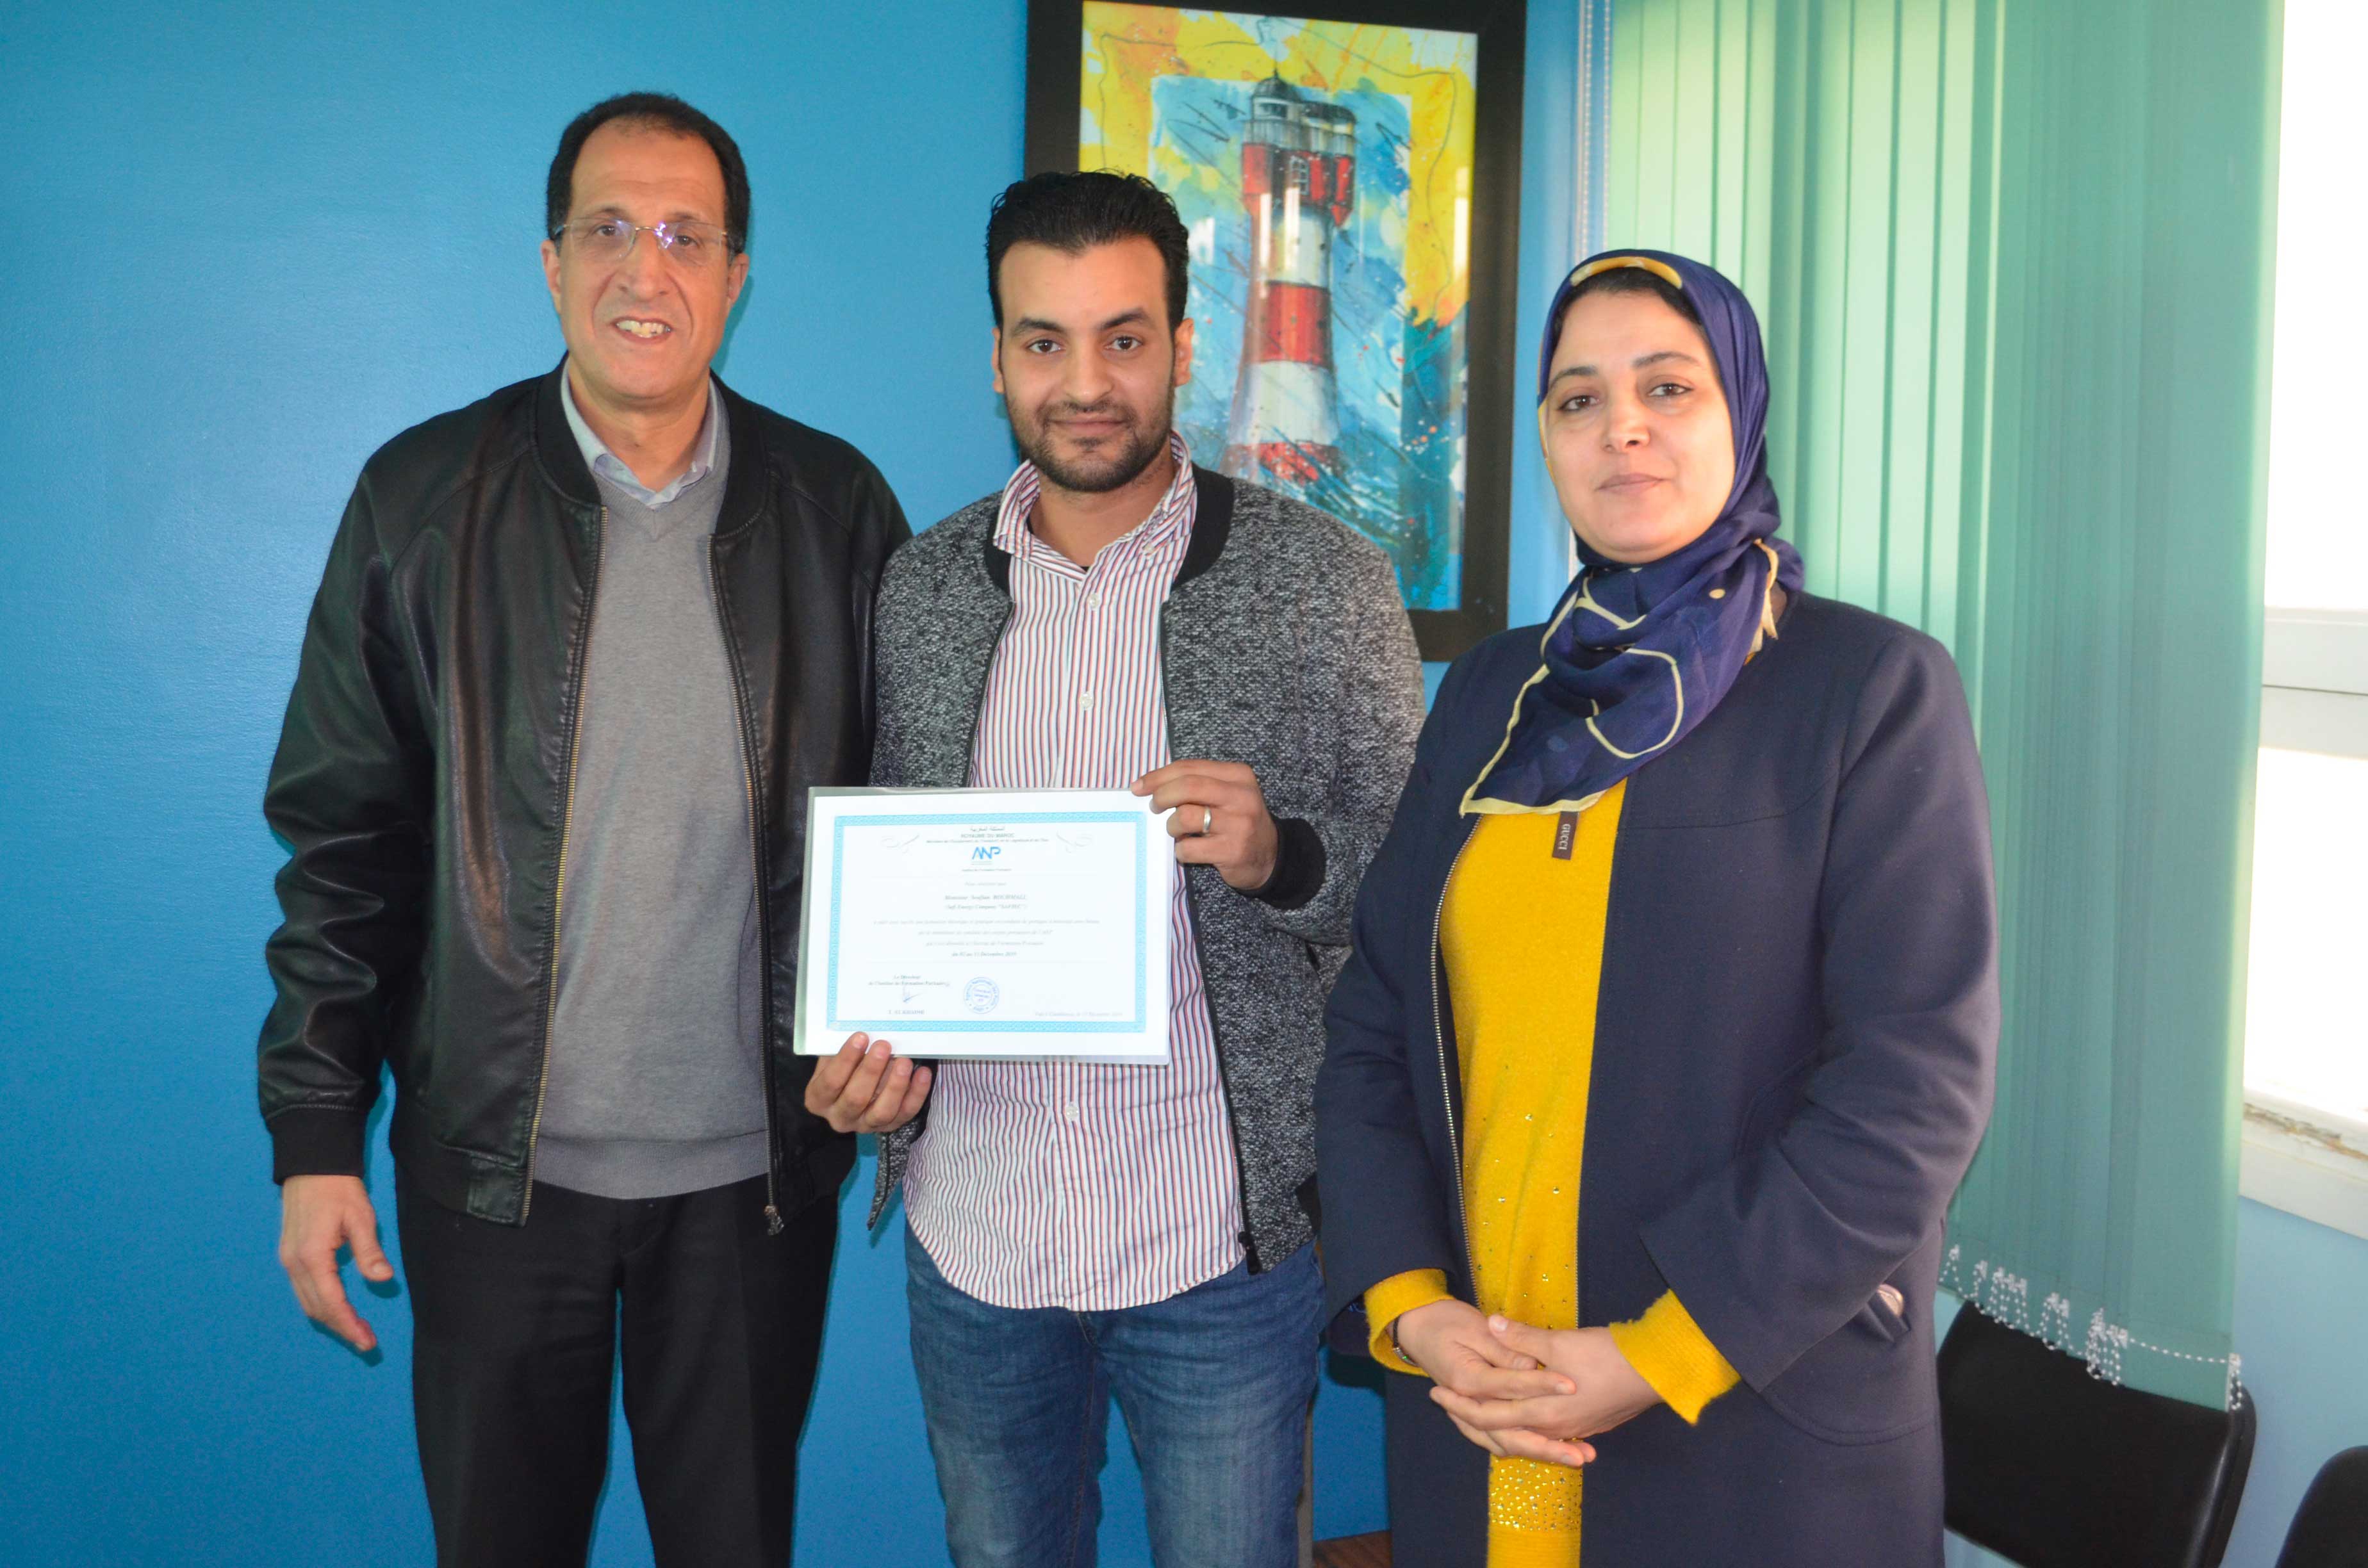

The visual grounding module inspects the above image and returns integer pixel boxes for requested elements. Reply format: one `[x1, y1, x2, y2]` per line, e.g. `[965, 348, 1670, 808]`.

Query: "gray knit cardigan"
[866, 468, 1425, 1271]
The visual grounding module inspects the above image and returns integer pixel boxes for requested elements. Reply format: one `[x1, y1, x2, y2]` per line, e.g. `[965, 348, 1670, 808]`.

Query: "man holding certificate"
[802, 172, 1424, 1568]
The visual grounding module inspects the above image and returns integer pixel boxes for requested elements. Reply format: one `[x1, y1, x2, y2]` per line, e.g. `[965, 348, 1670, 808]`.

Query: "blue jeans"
[904, 1229, 1324, 1568]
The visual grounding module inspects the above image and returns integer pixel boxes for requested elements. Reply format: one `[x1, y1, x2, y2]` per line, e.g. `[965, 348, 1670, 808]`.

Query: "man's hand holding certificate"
[796, 788, 1178, 1067]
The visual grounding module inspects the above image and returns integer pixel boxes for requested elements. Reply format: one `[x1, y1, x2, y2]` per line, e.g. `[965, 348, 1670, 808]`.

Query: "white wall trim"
[2259, 685, 2368, 757]
[2239, 1098, 2368, 1241]
[2264, 608, 2368, 696]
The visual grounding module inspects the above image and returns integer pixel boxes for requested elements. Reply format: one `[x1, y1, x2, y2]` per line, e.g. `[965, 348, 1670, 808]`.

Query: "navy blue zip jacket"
[1313, 591, 1998, 1567]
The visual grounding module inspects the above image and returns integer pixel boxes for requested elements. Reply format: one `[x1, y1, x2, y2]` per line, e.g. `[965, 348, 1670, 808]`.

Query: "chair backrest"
[2274, 1447, 2368, 1568]
[1938, 1305, 2255, 1568]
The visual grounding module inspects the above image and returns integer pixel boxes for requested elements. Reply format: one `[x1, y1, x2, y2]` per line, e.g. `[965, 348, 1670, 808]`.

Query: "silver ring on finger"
[1199, 804, 1215, 836]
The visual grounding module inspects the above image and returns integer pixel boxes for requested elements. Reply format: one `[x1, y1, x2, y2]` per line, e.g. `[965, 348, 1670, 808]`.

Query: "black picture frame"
[1025, 0, 1527, 661]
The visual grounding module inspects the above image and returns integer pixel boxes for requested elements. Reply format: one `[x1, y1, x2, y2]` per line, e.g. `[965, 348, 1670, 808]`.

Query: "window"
[2240, 0, 2368, 1238]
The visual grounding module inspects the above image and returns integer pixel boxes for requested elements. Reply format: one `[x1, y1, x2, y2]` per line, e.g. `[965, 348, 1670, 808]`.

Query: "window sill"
[2260, 685, 2368, 758]
[2239, 1094, 2368, 1241]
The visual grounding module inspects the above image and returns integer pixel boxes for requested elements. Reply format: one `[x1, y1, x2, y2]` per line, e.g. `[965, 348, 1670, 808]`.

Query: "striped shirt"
[903, 436, 1245, 1311]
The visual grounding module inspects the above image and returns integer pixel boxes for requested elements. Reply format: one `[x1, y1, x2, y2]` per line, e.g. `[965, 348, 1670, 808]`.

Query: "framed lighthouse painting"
[1027, 0, 1526, 659]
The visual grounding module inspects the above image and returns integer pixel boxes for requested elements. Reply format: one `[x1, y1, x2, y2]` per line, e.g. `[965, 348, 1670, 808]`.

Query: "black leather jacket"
[259, 364, 909, 1227]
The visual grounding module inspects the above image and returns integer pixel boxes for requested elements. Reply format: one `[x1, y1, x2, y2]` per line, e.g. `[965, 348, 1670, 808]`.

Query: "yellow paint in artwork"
[1079, 2, 1477, 326]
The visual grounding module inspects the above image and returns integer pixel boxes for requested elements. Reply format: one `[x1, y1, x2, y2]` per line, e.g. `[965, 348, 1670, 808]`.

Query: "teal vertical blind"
[1602, 0, 2280, 1407]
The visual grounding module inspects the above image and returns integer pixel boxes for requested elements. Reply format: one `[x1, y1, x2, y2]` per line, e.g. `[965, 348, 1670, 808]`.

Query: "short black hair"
[1563, 264, 1704, 333]
[1549, 264, 1718, 393]
[985, 171, 1190, 329]
[547, 92, 751, 254]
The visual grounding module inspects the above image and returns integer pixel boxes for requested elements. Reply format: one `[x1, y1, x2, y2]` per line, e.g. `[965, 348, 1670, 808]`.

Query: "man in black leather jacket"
[257, 92, 907, 1566]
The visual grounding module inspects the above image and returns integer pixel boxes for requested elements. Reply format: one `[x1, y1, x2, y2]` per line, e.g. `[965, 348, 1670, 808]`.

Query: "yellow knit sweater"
[1363, 785, 1739, 1567]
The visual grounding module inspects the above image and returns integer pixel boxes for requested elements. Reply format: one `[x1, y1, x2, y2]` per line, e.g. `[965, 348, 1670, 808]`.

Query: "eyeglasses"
[550, 216, 738, 270]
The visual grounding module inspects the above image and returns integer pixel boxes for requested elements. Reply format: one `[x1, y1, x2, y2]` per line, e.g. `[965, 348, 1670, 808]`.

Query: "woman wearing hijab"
[1313, 251, 1998, 1567]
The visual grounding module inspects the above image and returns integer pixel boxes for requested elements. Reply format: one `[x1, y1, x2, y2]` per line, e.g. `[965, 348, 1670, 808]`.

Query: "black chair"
[1939, 1304, 2255, 1568]
[2274, 1447, 2368, 1568]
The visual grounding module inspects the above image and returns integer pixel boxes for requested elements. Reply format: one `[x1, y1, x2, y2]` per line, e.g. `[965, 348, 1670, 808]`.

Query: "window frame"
[2241, 610, 2368, 1238]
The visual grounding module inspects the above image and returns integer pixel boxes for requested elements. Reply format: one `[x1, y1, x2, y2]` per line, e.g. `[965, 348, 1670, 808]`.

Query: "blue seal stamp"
[963, 976, 1000, 1015]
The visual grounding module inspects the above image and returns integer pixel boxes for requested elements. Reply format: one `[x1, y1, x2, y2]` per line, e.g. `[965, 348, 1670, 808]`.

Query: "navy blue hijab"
[1463, 250, 1806, 814]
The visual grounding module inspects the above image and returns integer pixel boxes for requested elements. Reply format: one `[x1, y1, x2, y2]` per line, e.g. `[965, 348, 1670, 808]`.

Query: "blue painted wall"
[0, 3, 1579, 1563]
[4, 4, 2355, 1565]
[2221, 1202, 2368, 1565]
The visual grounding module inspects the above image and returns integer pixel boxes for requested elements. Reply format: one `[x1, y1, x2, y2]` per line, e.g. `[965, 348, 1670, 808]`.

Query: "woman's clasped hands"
[1394, 1299, 1662, 1469]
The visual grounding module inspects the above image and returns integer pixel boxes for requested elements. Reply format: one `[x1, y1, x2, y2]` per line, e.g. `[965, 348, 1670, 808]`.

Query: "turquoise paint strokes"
[1150, 74, 1472, 608]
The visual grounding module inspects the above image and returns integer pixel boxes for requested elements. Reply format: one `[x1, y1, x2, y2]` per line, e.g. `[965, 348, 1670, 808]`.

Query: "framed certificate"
[793, 788, 1176, 1062]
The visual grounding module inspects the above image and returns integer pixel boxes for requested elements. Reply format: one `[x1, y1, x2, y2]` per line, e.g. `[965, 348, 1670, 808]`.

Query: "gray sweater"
[869, 469, 1424, 1270]
[536, 391, 769, 1199]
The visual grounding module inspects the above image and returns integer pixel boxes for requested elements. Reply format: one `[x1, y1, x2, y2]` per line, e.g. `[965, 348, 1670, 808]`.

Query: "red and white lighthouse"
[1223, 77, 1356, 487]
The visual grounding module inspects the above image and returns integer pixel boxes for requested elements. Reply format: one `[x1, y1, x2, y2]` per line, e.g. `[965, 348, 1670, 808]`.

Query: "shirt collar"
[994, 432, 1197, 565]
[559, 364, 722, 509]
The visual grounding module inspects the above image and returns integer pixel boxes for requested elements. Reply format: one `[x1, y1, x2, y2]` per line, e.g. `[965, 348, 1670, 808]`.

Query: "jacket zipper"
[1431, 818, 1481, 1295]
[1158, 605, 1265, 1273]
[522, 506, 606, 1221]
[711, 543, 785, 1234]
[871, 588, 1014, 1219]
[1196, 928, 1261, 1272]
